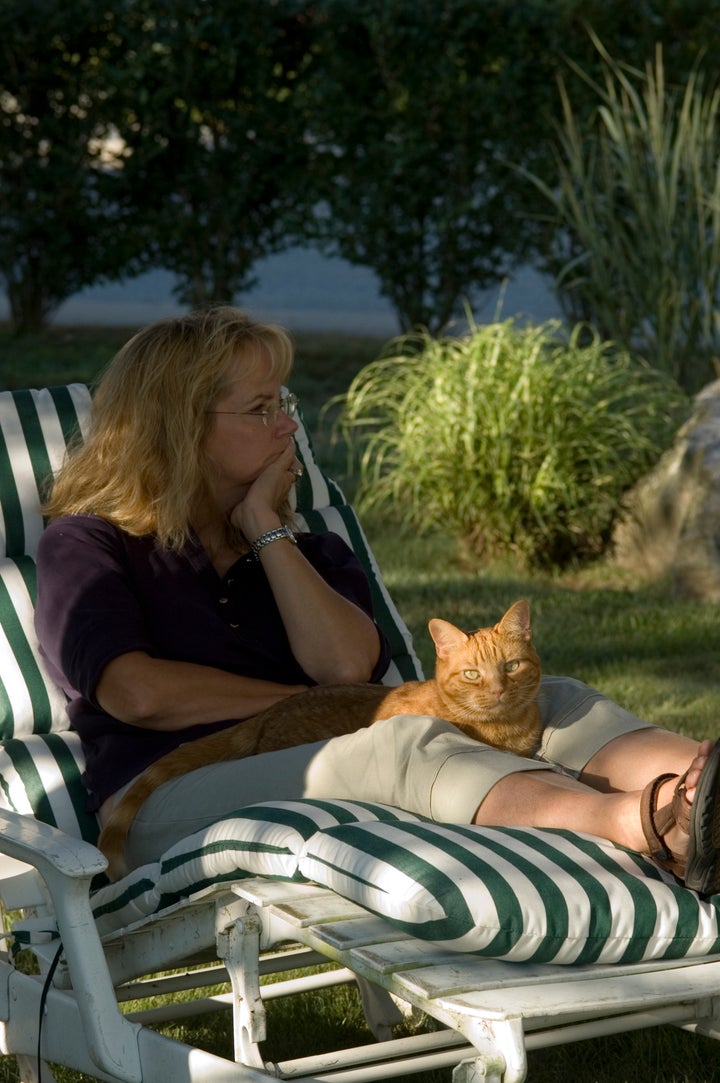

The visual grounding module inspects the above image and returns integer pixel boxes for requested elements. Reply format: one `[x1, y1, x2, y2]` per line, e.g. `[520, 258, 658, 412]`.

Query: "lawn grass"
[1, 321, 719, 1083]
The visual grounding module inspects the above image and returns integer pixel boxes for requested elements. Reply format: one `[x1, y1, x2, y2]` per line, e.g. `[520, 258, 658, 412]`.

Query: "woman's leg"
[121, 738, 330, 868]
[579, 725, 700, 793]
[475, 737, 713, 870]
[119, 718, 554, 868]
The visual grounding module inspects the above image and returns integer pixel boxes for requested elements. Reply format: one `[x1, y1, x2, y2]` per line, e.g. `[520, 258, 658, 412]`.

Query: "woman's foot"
[642, 738, 720, 895]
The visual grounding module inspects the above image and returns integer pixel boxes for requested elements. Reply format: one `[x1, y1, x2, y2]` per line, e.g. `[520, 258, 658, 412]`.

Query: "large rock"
[611, 379, 720, 601]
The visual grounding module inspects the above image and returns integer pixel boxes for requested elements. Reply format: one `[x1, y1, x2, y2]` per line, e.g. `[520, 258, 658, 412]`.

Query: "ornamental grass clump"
[336, 318, 689, 568]
[530, 41, 720, 395]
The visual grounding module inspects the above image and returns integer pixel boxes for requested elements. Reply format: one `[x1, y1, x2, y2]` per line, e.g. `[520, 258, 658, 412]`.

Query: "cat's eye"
[505, 660, 520, 673]
[462, 669, 479, 681]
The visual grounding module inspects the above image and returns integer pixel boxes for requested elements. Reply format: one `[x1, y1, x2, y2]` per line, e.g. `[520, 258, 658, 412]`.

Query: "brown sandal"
[640, 738, 720, 897]
[640, 772, 687, 879]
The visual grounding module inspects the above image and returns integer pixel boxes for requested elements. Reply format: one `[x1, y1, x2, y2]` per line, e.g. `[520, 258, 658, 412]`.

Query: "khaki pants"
[116, 675, 654, 871]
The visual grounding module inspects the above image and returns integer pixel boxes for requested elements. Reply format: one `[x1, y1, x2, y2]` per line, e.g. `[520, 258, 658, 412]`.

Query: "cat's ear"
[498, 600, 532, 641]
[428, 618, 469, 658]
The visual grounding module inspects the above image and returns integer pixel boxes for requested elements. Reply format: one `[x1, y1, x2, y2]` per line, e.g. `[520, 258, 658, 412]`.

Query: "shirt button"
[219, 596, 229, 604]
[230, 623, 239, 629]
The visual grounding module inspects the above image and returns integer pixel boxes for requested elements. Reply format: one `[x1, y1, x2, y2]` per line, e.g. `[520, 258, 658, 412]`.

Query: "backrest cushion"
[291, 408, 422, 683]
[295, 504, 421, 683]
[0, 385, 93, 559]
[0, 556, 69, 738]
[0, 729, 98, 843]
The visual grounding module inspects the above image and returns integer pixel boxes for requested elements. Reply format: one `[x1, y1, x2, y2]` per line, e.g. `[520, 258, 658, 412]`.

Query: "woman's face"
[202, 350, 297, 509]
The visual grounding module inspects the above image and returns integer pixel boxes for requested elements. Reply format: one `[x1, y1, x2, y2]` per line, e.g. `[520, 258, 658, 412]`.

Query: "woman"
[35, 306, 720, 893]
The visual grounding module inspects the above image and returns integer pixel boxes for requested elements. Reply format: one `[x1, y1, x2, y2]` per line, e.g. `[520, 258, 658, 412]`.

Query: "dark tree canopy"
[113, 0, 316, 309]
[2, 0, 720, 332]
[0, 0, 141, 330]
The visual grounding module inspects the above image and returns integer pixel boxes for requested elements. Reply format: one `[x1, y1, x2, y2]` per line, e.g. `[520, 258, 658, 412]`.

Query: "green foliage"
[0, 0, 145, 331]
[337, 319, 689, 567]
[113, 0, 315, 308]
[305, 0, 720, 335]
[307, 0, 564, 333]
[7, 1, 720, 334]
[531, 40, 720, 394]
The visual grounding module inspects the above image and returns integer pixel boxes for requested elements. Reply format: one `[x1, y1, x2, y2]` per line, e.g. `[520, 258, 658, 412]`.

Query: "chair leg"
[452, 1014, 528, 1083]
[16, 1054, 58, 1083]
[356, 977, 405, 1041]
[215, 898, 267, 1069]
[452, 1055, 508, 1083]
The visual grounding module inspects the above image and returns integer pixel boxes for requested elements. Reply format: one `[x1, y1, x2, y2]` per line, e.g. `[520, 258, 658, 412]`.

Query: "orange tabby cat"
[98, 599, 542, 878]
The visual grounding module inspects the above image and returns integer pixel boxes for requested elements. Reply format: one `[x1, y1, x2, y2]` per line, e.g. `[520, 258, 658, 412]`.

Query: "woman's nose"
[278, 410, 298, 435]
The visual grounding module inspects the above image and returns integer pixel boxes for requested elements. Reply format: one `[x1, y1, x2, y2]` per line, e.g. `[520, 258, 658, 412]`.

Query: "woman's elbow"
[311, 647, 382, 687]
[95, 652, 162, 726]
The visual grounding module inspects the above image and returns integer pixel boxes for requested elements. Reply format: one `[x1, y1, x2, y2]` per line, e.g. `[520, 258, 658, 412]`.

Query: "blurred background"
[3, 0, 720, 391]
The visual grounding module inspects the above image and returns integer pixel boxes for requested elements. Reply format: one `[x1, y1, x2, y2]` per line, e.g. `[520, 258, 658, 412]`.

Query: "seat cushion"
[89, 799, 720, 965]
[300, 818, 720, 965]
[91, 799, 421, 935]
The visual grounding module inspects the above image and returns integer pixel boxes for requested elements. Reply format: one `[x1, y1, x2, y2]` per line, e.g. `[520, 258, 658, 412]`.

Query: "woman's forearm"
[254, 536, 382, 684]
[95, 651, 308, 731]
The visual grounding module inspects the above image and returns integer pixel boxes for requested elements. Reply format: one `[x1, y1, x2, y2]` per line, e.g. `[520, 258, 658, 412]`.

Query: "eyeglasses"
[208, 391, 298, 427]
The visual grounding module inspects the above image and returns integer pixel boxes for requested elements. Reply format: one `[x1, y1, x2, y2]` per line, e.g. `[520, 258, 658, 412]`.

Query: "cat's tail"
[98, 721, 261, 880]
[97, 769, 166, 881]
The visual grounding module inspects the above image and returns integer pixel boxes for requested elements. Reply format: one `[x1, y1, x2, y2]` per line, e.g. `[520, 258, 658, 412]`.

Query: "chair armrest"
[0, 809, 142, 1082]
[0, 808, 106, 882]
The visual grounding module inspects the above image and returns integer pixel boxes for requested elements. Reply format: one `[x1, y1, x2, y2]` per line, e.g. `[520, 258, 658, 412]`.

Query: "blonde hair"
[44, 306, 294, 549]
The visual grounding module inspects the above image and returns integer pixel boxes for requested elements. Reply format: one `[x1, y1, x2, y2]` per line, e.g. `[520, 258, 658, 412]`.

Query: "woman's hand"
[230, 438, 301, 543]
[226, 441, 381, 686]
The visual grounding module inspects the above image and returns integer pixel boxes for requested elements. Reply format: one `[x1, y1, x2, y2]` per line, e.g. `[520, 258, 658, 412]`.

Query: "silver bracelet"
[251, 525, 297, 559]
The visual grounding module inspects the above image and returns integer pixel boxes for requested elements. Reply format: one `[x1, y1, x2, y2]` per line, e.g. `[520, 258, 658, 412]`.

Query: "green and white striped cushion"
[0, 729, 98, 844]
[90, 800, 720, 962]
[91, 799, 421, 934]
[291, 404, 421, 682]
[291, 409, 345, 511]
[92, 864, 163, 935]
[299, 819, 720, 965]
[295, 504, 423, 683]
[0, 385, 92, 559]
[0, 557, 69, 738]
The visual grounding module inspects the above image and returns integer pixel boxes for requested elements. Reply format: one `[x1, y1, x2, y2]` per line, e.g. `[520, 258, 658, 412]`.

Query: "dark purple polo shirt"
[35, 515, 390, 811]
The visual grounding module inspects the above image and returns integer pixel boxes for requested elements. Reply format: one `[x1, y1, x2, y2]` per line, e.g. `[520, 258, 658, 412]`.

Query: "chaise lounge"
[0, 383, 720, 1083]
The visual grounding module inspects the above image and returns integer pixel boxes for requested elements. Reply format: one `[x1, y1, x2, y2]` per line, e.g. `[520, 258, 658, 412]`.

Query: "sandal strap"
[640, 772, 680, 863]
[671, 770, 692, 834]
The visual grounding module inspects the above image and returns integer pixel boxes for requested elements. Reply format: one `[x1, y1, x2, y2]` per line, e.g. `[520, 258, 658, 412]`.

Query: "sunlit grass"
[365, 514, 718, 740]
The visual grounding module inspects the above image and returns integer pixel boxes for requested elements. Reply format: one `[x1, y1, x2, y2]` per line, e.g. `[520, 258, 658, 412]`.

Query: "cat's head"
[427, 600, 541, 716]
